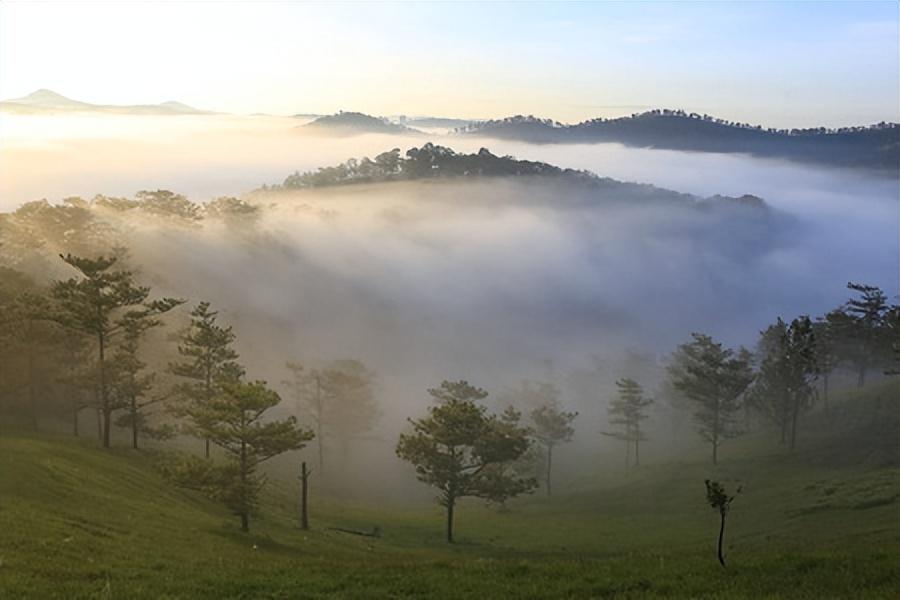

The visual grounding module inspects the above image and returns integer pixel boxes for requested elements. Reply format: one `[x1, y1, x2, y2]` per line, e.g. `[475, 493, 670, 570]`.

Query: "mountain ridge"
[0, 88, 211, 115]
[457, 111, 900, 172]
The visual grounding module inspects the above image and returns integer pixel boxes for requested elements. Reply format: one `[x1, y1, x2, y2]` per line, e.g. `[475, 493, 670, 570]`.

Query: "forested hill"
[300, 111, 421, 136]
[277, 144, 597, 188]
[457, 111, 900, 173]
[271, 143, 769, 209]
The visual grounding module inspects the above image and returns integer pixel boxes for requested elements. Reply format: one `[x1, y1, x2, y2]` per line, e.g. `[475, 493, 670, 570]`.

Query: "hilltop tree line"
[277, 143, 596, 189]
[456, 112, 899, 171]
[457, 110, 899, 137]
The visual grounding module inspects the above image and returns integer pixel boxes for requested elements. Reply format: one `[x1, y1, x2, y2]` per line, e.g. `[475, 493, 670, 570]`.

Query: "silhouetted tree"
[704, 479, 741, 567]
[843, 282, 890, 386]
[170, 381, 313, 532]
[170, 302, 244, 458]
[750, 317, 818, 449]
[530, 404, 577, 496]
[51, 254, 181, 448]
[604, 378, 653, 467]
[396, 381, 536, 542]
[111, 312, 177, 449]
[812, 311, 842, 410]
[283, 359, 377, 476]
[669, 334, 754, 464]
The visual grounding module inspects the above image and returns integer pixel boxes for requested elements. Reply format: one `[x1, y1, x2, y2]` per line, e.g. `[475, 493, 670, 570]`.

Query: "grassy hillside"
[1, 382, 898, 599]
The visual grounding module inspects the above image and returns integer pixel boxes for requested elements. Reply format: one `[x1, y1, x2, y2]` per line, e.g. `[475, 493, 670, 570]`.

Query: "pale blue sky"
[1, 1, 897, 126]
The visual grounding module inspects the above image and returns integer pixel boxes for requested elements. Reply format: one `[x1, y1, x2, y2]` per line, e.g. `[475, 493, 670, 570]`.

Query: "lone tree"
[170, 302, 244, 458]
[750, 316, 818, 450]
[704, 479, 741, 567]
[604, 378, 653, 468]
[669, 334, 754, 464]
[51, 254, 181, 448]
[175, 380, 314, 532]
[396, 380, 536, 542]
[530, 404, 577, 496]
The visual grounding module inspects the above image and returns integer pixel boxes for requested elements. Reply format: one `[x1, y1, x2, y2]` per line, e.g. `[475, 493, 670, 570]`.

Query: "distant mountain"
[300, 111, 421, 136]
[0, 89, 211, 115]
[459, 111, 900, 173]
[269, 143, 769, 213]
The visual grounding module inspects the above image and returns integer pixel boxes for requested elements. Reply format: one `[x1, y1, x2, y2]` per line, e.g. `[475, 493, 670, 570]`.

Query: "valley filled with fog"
[2, 112, 896, 489]
[2, 3, 898, 596]
[3, 112, 895, 337]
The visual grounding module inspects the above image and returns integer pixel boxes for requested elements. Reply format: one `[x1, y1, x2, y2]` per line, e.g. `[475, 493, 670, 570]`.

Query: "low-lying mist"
[2, 112, 897, 497]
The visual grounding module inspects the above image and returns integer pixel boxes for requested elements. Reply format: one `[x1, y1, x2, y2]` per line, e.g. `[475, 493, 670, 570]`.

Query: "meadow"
[1, 382, 897, 599]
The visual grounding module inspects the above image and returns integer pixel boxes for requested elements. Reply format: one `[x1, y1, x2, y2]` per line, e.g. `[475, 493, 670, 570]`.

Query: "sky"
[0, 1, 898, 127]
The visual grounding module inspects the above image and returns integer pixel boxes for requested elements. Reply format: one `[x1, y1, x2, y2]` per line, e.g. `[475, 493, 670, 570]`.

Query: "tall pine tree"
[170, 302, 244, 458]
[51, 254, 181, 448]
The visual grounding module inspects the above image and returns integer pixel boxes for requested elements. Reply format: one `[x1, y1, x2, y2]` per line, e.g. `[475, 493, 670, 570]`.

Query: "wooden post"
[300, 461, 310, 530]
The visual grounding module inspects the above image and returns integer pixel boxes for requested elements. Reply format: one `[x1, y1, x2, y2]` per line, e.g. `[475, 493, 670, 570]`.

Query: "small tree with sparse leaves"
[704, 479, 742, 567]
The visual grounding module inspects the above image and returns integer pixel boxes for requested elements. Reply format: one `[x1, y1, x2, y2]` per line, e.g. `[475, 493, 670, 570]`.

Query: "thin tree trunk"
[27, 330, 38, 432]
[316, 373, 324, 475]
[240, 438, 249, 532]
[712, 403, 720, 465]
[131, 394, 138, 450]
[717, 512, 727, 567]
[545, 444, 553, 497]
[789, 404, 799, 451]
[300, 461, 309, 530]
[634, 423, 640, 467]
[446, 499, 455, 543]
[98, 329, 110, 448]
[204, 366, 212, 458]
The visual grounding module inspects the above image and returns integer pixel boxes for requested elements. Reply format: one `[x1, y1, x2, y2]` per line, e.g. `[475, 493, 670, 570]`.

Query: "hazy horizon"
[2, 2, 898, 127]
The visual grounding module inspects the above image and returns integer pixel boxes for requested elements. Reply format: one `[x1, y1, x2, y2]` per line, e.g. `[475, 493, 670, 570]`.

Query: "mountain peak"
[7, 88, 88, 108]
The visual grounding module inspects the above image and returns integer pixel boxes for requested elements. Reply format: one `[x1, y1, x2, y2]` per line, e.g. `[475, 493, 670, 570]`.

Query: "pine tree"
[750, 317, 818, 449]
[843, 283, 889, 386]
[282, 359, 377, 475]
[605, 378, 653, 468]
[530, 404, 577, 496]
[170, 380, 314, 532]
[51, 254, 181, 447]
[669, 334, 754, 464]
[396, 381, 536, 542]
[111, 313, 176, 449]
[170, 302, 244, 458]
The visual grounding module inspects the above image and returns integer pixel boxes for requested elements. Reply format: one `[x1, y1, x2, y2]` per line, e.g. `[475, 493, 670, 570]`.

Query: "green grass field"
[1, 382, 898, 599]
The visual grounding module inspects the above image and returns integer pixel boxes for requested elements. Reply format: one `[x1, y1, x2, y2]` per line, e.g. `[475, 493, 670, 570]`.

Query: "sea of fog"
[1, 112, 897, 398]
[1, 111, 897, 489]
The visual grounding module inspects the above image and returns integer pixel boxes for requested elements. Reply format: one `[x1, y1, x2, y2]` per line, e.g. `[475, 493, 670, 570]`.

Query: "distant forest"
[277, 144, 598, 189]
[300, 111, 418, 135]
[457, 110, 900, 172]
